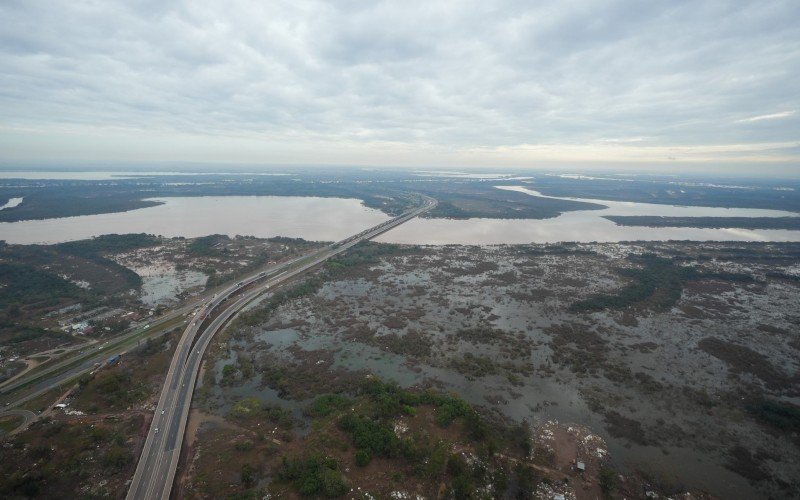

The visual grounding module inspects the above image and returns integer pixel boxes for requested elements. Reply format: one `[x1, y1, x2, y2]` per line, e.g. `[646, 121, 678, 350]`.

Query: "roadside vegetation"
[0, 235, 161, 358]
[190, 377, 544, 499]
[231, 242, 417, 332]
[0, 415, 140, 498]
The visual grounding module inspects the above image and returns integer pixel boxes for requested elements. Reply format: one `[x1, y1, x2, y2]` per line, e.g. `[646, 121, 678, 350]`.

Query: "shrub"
[279, 454, 348, 497]
[103, 445, 132, 469]
[241, 463, 257, 487]
[355, 449, 372, 467]
[337, 415, 400, 457]
[598, 467, 617, 498]
[746, 399, 800, 431]
[307, 394, 351, 418]
[234, 440, 254, 451]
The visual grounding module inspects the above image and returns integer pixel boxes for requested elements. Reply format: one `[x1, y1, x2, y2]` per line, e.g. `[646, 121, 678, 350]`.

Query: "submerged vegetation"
[570, 254, 691, 312]
[570, 253, 758, 313]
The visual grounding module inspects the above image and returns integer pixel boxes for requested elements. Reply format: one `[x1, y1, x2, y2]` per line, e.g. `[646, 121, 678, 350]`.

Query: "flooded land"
[2, 171, 799, 498]
[194, 241, 800, 499]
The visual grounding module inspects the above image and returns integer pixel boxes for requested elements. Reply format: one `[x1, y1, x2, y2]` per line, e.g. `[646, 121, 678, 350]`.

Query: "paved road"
[0, 303, 197, 403]
[0, 228, 345, 409]
[0, 408, 37, 435]
[127, 197, 435, 500]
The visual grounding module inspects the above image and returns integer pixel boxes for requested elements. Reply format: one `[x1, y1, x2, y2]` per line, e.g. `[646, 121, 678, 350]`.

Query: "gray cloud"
[0, 0, 798, 168]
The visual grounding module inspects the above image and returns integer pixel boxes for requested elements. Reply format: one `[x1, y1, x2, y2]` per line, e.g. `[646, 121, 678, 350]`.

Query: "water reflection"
[377, 186, 800, 244]
[2, 189, 799, 246]
[0, 196, 390, 244]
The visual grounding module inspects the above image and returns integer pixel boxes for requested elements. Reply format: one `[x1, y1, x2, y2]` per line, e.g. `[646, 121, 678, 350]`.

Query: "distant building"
[70, 321, 89, 333]
[124, 311, 142, 321]
[576, 460, 586, 472]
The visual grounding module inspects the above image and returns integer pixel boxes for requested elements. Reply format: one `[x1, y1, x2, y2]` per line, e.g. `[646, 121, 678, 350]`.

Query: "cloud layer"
[1, 0, 799, 170]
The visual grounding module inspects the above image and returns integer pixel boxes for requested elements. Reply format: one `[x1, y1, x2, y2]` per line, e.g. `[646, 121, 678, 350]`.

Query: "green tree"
[241, 463, 257, 487]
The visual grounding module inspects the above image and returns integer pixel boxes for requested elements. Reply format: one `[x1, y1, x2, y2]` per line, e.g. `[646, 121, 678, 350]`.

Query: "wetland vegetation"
[192, 240, 800, 499]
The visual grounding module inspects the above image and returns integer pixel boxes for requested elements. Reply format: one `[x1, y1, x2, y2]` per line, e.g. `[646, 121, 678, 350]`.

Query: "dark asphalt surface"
[127, 198, 436, 500]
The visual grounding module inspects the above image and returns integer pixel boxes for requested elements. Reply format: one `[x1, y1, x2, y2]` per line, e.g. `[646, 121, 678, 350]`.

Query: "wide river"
[377, 186, 800, 244]
[1, 189, 799, 245]
[0, 196, 389, 245]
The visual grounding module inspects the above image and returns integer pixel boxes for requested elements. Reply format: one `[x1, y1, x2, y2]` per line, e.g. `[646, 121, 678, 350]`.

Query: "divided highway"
[127, 197, 435, 499]
[0, 307, 192, 408]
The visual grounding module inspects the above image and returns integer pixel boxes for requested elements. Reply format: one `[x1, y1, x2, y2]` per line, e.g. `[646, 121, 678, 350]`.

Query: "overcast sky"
[0, 0, 798, 173]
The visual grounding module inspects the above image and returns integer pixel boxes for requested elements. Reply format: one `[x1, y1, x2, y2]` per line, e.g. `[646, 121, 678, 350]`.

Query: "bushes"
[325, 242, 418, 275]
[56, 233, 158, 255]
[240, 463, 257, 488]
[598, 466, 617, 498]
[187, 234, 228, 256]
[279, 455, 349, 497]
[221, 364, 236, 384]
[355, 450, 371, 467]
[234, 440, 254, 451]
[307, 394, 351, 418]
[235, 279, 321, 328]
[289, 378, 498, 496]
[417, 440, 449, 478]
[0, 262, 87, 306]
[28, 444, 52, 460]
[229, 397, 263, 418]
[326, 379, 491, 470]
[337, 415, 400, 460]
[228, 397, 295, 429]
[355, 378, 481, 430]
[449, 353, 500, 379]
[435, 396, 472, 427]
[73, 369, 147, 412]
[103, 445, 132, 469]
[746, 399, 800, 432]
[570, 254, 691, 312]
[197, 235, 270, 288]
[570, 253, 758, 313]
[57, 234, 156, 290]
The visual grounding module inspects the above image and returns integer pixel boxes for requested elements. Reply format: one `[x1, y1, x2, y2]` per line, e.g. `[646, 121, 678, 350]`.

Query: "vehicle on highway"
[126, 198, 436, 500]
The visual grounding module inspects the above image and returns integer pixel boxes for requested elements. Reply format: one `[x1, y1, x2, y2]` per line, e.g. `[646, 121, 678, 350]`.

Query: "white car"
[154, 428, 159, 434]
[161, 410, 165, 415]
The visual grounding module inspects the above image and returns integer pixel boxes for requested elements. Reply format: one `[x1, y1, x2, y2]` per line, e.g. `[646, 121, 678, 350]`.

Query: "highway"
[127, 196, 435, 499]
[0, 309, 190, 408]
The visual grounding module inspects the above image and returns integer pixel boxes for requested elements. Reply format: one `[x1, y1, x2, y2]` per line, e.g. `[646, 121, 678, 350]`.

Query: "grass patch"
[0, 415, 23, 433]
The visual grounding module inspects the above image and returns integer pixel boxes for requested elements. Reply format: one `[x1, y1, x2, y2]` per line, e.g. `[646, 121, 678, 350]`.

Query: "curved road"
[0, 408, 37, 435]
[127, 197, 436, 499]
